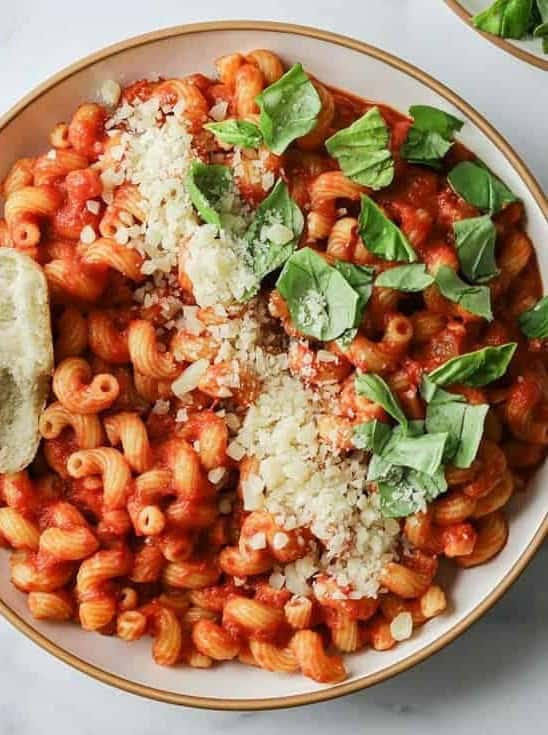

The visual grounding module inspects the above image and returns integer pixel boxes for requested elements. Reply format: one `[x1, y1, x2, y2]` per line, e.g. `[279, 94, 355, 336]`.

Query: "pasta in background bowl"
[0, 21, 546, 710]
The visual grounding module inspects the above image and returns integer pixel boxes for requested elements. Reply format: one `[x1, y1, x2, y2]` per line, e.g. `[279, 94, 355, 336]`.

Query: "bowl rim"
[444, 0, 548, 71]
[0, 19, 547, 711]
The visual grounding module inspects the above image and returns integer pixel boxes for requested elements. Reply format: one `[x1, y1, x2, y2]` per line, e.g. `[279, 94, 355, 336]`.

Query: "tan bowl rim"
[0, 19, 547, 711]
[444, 0, 548, 71]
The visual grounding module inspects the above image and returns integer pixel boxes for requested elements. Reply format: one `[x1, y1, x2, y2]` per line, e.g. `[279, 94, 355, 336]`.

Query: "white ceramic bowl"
[445, 0, 548, 70]
[0, 21, 547, 710]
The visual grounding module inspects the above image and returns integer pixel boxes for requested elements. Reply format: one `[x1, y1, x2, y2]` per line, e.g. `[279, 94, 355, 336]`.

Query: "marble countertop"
[1, 1, 546, 732]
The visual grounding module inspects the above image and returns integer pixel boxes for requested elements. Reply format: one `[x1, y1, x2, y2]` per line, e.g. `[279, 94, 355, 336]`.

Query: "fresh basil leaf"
[409, 105, 464, 139]
[434, 265, 493, 320]
[533, 0, 548, 34]
[325, 107, 394, 189]
[472, 0, 533, 38]
[533, 0, 548, 33]
[332, 261, 375, 314]
[354, 373, 408, 431]
[244, 180, 304, 282]
[255, 63, 321, 155]
[378, 466, 448, 518]
[185, 161, 233, 227]
[535, 0, 548, 21]
[276, 247, 361, 341]
[353, 420, 393, 453]
[518, 296, 548, 338]
[380, 431, 448, 476]
[375, 264, 434, 291]
[427, 342, 518, 387]
[378, 480, 419, 518]
[454, 215, 499, 283]
[358, 195, 417, 263]
[447, 161, 518, 215]
[401, 128, 452, 170]
[204, 119, 263, 148]
[401, 105, 464, 169]
[426, 400, 489, 468]
[420, 374, 466, 404]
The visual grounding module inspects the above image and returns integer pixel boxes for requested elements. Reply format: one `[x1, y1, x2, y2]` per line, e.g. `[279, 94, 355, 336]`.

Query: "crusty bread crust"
[0, 249, 54, 473]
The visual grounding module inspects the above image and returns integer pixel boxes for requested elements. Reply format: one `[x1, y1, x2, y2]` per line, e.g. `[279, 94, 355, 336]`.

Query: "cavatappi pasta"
[0, 49, 546, 684]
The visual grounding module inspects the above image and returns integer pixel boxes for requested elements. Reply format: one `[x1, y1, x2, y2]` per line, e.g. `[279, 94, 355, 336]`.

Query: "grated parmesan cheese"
[80, 225, 96, 244]
[209, 100, 229, 121]
[208, 467, 226, 484]
[100, 79, 122, 107]
[183, 225, 258, 308]
[235, 331, 399, 599]
[390, 612, 413, 641]
[171, 359, 209, 397]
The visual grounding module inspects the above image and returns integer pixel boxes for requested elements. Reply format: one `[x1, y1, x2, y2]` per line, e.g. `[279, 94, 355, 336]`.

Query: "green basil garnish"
[276, 247, 362, 341]
[379, 431, 449, 476]
[332, 261, 375, 310]
[401, 105, 463, 170]
[454, 215, 499, 284]
[473, 0, 533, 39]
[244, 180, 303, 282]
[256, 63, 321, 155]
[425, 399, 489, 469]
[420, 374, 466, 405]
[426, 342, 518, 387]
[377, 468, 448, 518]
[353, 419, 393, 454]
[185, 161, 233, 227]
[354, 373, 408, 431]
[447, 161, 518, 215]
[325, 107, 394, 189]
[204, 119, 263, 148]
[358, 418, 453, 518]
[533, 1, 548, 46]
[518, 296, 548, 338]
[358, 195, 417, 263]
[375, 263, 434, 291]
[434, 265, 493, 320]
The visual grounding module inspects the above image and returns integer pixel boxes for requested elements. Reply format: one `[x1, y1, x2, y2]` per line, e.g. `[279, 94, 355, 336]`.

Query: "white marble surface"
[0, 0, 547, 731]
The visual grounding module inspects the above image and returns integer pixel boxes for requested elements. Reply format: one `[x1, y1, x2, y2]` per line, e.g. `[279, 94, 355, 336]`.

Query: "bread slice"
[0, 249, 54, 473]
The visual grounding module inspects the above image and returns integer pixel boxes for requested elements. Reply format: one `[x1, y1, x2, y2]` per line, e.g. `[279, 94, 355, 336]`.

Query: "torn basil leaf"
[378, 466, 448, 518]
[276, 247, 361, 341]
[518, 296, 548, 338]
[358, 195, 417, 263]
[375, 263, 434, 291]
[244, 180, 303, 282]
[434, 265, 493, 320]
[454, 215, 499, 283]
[427, 342, 518, 387]
[472, 0, 533, 39]
[325, 107, 394, 189]
[185, 161, 233, 227]
[256, 63, 321, 155]
[352, 419, 393, 454]
[447, 161, 518, 215]
[533, 0, 548, 36]
[332, 261, 375, 312]
[401, 105, 464, 169]
[426, 399, 489, 468]
[380, 431, 449, 476]
[354, 373, 408, 431]
[204, 119, 263, 148]
[420, 374, 466, 405]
